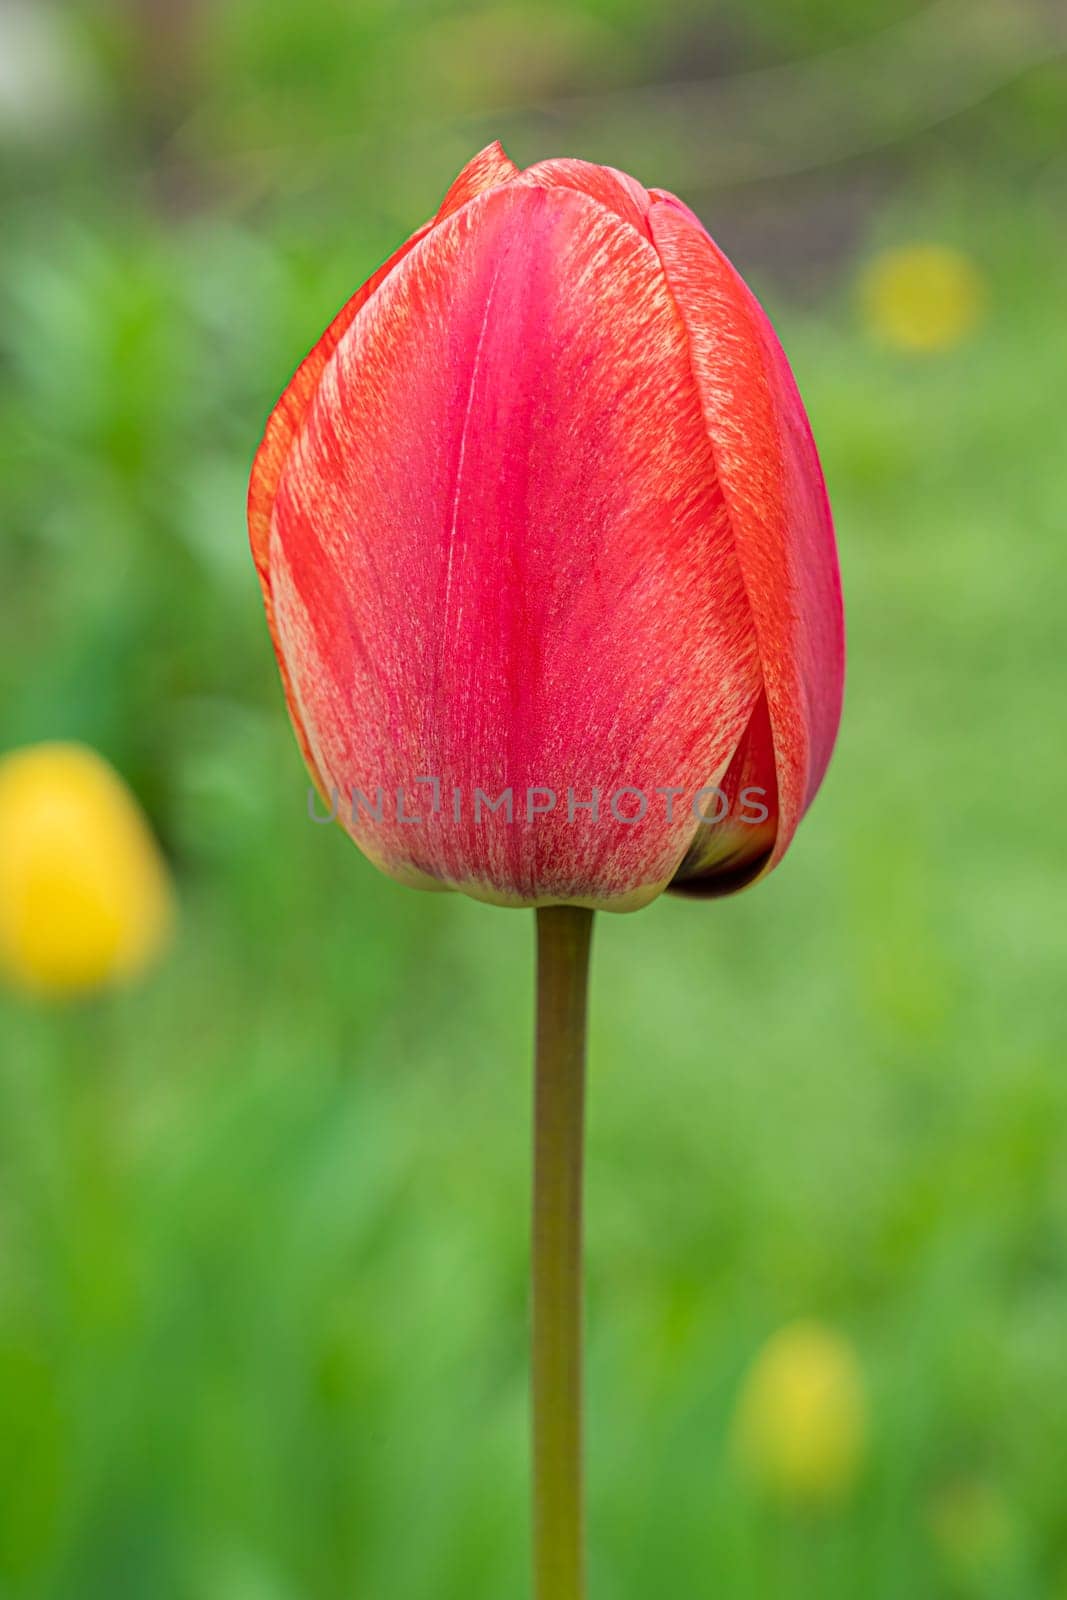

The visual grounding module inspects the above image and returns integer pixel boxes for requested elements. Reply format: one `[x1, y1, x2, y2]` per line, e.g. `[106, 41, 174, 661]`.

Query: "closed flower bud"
[0, 742, 173, 997]
[733, 1320, 868, 1509]
[250, 143, 843, 910]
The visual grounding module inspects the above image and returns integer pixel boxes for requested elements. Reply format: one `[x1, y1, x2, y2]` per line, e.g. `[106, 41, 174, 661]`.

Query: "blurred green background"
[2, 1, 1067, 1595]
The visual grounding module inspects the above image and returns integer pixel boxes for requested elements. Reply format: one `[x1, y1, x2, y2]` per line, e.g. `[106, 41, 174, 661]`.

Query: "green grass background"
[2, 2, 1066, 1595]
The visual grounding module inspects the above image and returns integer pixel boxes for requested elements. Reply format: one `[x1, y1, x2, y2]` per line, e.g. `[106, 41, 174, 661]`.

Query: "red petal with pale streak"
[248, 142, 519, 787]
[650, 194, 844, 880]
[269, 182, 763, 908]
[435, 139, 521, 221]
[247, 220, 436, 788]
[514, 157, 652, 238]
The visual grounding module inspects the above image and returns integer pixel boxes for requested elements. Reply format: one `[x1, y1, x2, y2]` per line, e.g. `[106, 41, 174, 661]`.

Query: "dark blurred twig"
[195, 0, 1066, 208]
[123, 0, 206, 210]
[485, 0, 1067, 188]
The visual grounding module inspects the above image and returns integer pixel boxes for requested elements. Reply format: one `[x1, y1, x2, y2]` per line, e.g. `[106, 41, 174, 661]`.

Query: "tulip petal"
[515, 158, 652, 238]
[671, 690, 778, 895]
[435, 140, 521, 221]
[248, 220, 435, 788]
[268, 182, 763, 908]
[650, 195, 844, 878]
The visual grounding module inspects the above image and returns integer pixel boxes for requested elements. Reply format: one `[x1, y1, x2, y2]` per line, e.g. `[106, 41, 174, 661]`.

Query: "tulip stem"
[532, 904, 594, 1600]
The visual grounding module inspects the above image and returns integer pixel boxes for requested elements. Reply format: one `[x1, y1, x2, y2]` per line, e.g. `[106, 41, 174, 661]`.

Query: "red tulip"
[249, 143, 844, 911]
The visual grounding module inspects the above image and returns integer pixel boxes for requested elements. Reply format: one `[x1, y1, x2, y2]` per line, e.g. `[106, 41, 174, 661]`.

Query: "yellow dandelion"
[860, 244, 987, 353]
[0, 741, 173, 997]
[733, 1319, 868, 1509]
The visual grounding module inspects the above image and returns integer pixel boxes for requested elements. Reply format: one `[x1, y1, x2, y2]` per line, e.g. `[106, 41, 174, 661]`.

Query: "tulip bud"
[250, 143, 844, 910]
[732, 1320, 868, 1509]
[0, 742, 173, 997]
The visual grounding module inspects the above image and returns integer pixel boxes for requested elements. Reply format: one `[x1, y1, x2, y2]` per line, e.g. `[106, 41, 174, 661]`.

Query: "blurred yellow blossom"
[733, 1320, 868, 1509]
[0, 742, 173, 997]
[860, 245, 987, 352]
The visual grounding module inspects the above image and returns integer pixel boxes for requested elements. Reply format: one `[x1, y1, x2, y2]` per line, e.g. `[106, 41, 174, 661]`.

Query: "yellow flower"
[860, 245, 987, 352]
[733, 1320, 868, 1509]
[0, 742, 173, 997]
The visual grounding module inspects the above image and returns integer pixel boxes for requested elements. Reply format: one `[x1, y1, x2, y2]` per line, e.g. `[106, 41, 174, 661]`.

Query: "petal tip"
[435, 140, 521, 221]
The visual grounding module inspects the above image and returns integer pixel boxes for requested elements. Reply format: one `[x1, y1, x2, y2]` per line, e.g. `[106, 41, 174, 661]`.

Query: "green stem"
[532, 905, 594, 1600]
